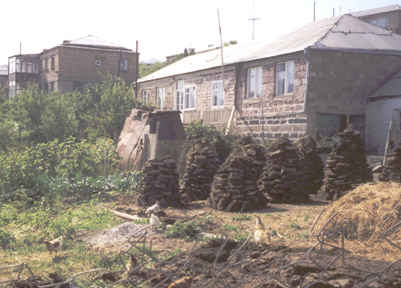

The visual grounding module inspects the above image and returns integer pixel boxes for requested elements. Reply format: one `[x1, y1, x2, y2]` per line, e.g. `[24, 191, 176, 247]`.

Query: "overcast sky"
[1, 0, 399, 64]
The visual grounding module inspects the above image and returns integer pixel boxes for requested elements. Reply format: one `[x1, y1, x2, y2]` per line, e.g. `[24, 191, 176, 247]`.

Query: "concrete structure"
[8, 35, 138, 97]
[117, 109, 186, 170]
[138, 11, 401, 153]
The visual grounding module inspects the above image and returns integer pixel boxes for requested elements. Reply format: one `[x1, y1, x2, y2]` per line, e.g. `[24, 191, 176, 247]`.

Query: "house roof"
[0, 65, 8, 76]
[351, 4, 401, 18]
[139, 14, 401, 83]
[62, 35, 132, 51]
[370, 71, 401, 98]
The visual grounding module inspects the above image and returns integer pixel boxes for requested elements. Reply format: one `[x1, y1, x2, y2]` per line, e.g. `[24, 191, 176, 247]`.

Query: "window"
[184, 86, 196, 109]
[212, 80, 224, 107]
[51, 56, 55, 71]
[120, 59, 128, 72]
[157, 87, 166, 110]
[247, 66, 262, 98]
[176, 80, 196, 110]
[176, 80, 184, 110]
[276, 61, 294, 96]
[142, 89, 150, 105]
[45, 58, 49, 72]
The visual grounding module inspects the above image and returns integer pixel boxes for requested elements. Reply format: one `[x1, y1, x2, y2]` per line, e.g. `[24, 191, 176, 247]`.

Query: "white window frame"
[184, 85, 196, 110]
[246, 66, 262, 98]
[212, 80, 224, 107]
[157, 87, 166, 110]
[142, 89, 150, 105]
[275, 61, 294, 96]
[176, 80, 184, 110]
[175, 80, 196, 111]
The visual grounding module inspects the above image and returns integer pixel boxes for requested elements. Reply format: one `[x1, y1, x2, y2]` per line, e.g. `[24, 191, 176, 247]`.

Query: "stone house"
[138, 10, 401, 153]
[8, 35, 138, 97]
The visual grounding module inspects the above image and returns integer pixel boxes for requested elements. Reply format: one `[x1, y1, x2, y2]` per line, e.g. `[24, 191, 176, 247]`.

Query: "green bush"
[0, 229, 16, 250]
[0, 137, 123, 204]
[184, 121, 235, 163]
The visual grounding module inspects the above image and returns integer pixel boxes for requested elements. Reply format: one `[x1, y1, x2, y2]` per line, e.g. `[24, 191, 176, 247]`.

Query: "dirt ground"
[100, 198, 401, 288]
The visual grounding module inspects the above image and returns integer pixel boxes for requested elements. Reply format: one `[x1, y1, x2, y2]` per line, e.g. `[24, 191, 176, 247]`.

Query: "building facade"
[7, 36, 138, 98]
[138, 11, 401, 153]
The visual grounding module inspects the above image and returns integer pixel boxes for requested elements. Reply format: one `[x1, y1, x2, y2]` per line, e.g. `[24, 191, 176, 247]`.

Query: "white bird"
[145, 201, 161, 215]
[150, 213, 162, 227]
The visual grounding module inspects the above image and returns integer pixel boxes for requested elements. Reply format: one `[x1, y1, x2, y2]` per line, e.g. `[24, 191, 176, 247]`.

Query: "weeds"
[232, 214, 251, 222]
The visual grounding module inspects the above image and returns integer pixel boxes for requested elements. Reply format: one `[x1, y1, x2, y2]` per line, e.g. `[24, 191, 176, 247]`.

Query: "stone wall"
[235, 53, 308, 139]
[306, 49, 401, 140]
[138, 66, 236, 129]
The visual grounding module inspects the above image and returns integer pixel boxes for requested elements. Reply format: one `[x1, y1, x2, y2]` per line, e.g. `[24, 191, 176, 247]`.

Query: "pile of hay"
[312, 182, 401, 245]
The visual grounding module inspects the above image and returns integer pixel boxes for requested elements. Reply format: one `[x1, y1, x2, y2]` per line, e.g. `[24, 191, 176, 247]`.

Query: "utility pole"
[249, 0, 260, 40]
[313, 1, 316, 22]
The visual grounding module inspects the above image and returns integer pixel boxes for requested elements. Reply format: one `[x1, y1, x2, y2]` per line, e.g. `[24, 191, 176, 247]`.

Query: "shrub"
[0, 229, 16, 250]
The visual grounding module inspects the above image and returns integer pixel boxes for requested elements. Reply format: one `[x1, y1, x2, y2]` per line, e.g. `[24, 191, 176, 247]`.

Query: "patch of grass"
[303, 215, 311, 222]
[223, 224, 238, 232]
[289, 222, 302, 230]
[164, 221, 202, 240]
[297, 232, 310, 240]
[232, 214, 251, 222]
[132, 218, 150, 225]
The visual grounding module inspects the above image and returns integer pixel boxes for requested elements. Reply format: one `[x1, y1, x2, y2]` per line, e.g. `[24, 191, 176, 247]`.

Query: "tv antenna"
[249, 0, 260, 40]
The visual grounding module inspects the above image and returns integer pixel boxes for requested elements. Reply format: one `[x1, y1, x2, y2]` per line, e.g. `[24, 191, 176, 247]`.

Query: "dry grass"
[312, 182, 401, 261]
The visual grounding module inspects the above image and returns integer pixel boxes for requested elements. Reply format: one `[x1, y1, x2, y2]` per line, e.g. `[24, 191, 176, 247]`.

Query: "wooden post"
[383, 120, 393, 167]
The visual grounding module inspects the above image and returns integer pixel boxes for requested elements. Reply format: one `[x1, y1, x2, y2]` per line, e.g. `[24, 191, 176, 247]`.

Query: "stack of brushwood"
[208, 136, 267, 212]
[296, 136, 324, 195]
[180, 139, 221, 202]
[320, 128, 372, 200]
[258, 137, 306, 203]
[380, 143, 401, 182]
[137, 157, 182, 207]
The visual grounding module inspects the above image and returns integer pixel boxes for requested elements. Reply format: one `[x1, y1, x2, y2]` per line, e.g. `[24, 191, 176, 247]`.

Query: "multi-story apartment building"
[8, 35, 138, 98]
[0, 65, 8, 96]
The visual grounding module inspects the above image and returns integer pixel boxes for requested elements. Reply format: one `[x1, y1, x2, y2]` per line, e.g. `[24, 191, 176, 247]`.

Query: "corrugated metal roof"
[370, 71, 401, 98]
[351, 4, 401, 18]
[63, 35, 131, 50]
[0, 65, 8, 76]
[139, 15, 401, 83]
